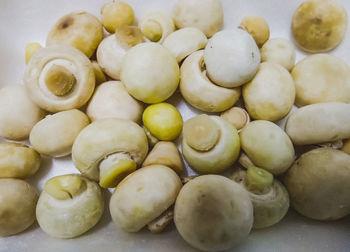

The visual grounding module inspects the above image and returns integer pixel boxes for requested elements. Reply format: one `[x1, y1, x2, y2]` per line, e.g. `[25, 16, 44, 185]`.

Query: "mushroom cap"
[0, 178, 38, 236]
[36, 174, 104, 238]
[172, 0, 223, 37]
[0, 85, 45, 140]
[72, 118, 148, 181]
[121, 42, 179, 103]
[240, 120, 295, 175]
[0, 143, 40, 179]
[242, 62, 295, 121]
[220, 107, 250, 131]
[46, 11, 103, 58]
[239, 15, 270, 48]
[285, 148, 350, 220]
[30, 109, 90, 157]
[109, 165, 182, 232]
[101, 2, 135, 34]
[174, 175, 253, 252]
[180, 50, 241, 112]
[86, 81, 143, 123]
[24, 44, 95, 113]
[204, 29, 260, 88]
[292, 54, 350, 106]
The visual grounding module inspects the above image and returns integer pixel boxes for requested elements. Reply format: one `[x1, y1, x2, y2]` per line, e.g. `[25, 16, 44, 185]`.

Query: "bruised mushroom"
[72, 118, 148, 188]
[36, 174, 104, 238]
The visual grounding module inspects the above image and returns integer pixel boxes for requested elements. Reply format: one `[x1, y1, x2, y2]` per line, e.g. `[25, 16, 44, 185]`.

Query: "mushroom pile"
[1, 0, 350, 251]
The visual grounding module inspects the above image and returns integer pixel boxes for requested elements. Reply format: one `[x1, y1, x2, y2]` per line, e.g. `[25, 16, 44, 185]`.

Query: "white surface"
[0, 0, 350, 251]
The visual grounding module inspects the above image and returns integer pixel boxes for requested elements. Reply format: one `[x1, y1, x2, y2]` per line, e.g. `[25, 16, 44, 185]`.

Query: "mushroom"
[91, 61, 107, 85]
[86, 81, 143, 123]
[72, 118, 148, 188]
[36, 174, 104, 238]
[242, 62, 295, 121]
[25, 42, 42, 64]
[46, 11, 103, 58]
[0, 142, 40, 179]
[162, 27, 207, 63]
[142, 141, 184, 174]
[0, 178, 38, 236]
[101, 1, 135, 34]
[120, 42, 179, 103]
[109, 165, 182, 232]
[231, 166, 290, 229]
[24, 44, 95, 113]
[284, 148, 350, 220]
[143, 126, 159, 147]
[220, 107, 250, 131]
[240, 120, 295, 175]
[172, 0, 223, 37]
[342, 138, 350, 155]
[174, 175, 253, 251]
[179, 50, 241, 112]
[291, 54, 350, 107]
[29, 109, 90, 157]
[182, 115, 240, 174]
[204, 29, 260, 88]
[0, 85, 45, 140]
[285, 102, 350, 145]
[239, 15, 270, 48]
[139, 11, 175, 43]
[260, 38, 296, 71]
[291, 0, 348, 53]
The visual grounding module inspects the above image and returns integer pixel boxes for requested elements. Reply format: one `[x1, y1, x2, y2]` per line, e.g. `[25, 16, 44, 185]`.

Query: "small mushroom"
[25, 42, 42, 64]
[204, 29, 260, 88]
[109, 165, 182, 232]
[342, 138, 350, 155]
[24, 44, 95, 113]
[174, 175, 253, 251]
[0, 178, 38, 236]
[142, 141, 184, 174]
[101, 1, 135, 34]
[139, 11, 175, 43]
[239, 15, 270, 48]
[72, 118, 148, 188]
[180, 50, 241, 112]
[46, 11, 103, 58]
[29, 109, 90, 157]
[120, 42, 179, 103]
[172, 0, 223, 37]
[220, 107, 250, 131]
[86, 81, 143, 123]
[36, 174, 104, 238]
[0, 142, 40, 179]
[182, 115, 240, 174]
[0, 85, 45, 140]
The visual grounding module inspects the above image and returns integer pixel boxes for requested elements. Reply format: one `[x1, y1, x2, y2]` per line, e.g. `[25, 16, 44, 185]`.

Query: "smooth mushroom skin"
[0, 178, 38, 236]
[139, 11, 175, 43]
[172, 0, 223, 37]
[284, 148, 350, 220]
[240, 120, 295, 175]
[182, 115, 240, 174]
[260, 38, 296, 71]
[36, 174, 104, 238]
[86, 81, 143, 123]
[0, 85, 45, 140]
[24, 44, 95, 113]
[204, 29, 260, 88]
[285, 102, 350, 145]
[292, 54, 350, 106]
[291, 0, 348, 53]
[0, 143, 40, 178]
[46, 11, 103, 58]
[220, 107, 250, 131]
[101, 1, 135, 34]
[162, 27, 208, 62]
[242, 62, 295, 122]
[121, 43, 180, 103]
[239, 15, 270, 48]
[174, 175, 253, 252]
[72, 118, 148, 182]
[29, 109, 90, 157]
[180, 50, 241, 112]
[109, 165, 182, 232]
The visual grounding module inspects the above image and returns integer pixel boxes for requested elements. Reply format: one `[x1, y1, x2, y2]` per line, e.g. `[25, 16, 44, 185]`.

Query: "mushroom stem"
[99, 153, 136, 188]
[44, 175, 87, 200]
[245, 166, 273, 194]
[238, 152, 255, 169]
[141, 20, 162, 42]
[147, 207, 174, 233]
[45, 64, 76, 96]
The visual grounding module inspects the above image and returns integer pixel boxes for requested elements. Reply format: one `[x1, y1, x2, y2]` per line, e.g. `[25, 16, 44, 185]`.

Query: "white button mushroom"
[180, 50, 241, 112]
[204, 29, 260, 88]
[36, 174, 104, 238]
[220, 107, 250, 131]
[86, 81, 143, 123]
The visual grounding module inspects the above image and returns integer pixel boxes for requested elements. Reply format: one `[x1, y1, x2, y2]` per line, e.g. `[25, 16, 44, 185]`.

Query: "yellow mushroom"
[239, 15, 270, 47]
[101, 1, 135, 34]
